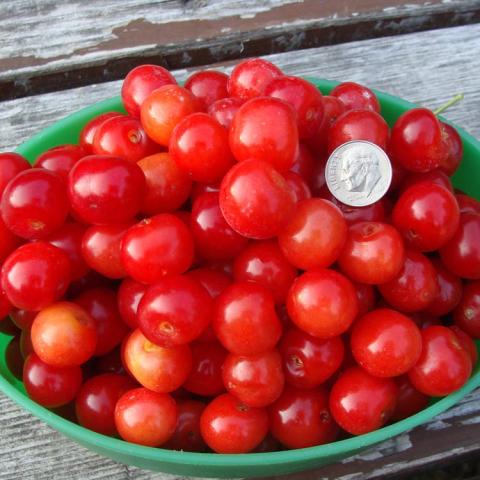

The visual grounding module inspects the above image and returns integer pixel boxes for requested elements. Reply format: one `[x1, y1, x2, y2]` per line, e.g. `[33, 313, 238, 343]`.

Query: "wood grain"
[0, 23, 479, 480]
[1, 0, 479, 99]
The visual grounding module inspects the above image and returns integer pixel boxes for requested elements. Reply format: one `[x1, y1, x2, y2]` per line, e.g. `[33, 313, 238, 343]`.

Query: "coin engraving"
[325, 141, 392, 207]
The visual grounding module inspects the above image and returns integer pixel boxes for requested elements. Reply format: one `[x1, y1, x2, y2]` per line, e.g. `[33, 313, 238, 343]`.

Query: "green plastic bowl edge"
[0, 77, 475, 477]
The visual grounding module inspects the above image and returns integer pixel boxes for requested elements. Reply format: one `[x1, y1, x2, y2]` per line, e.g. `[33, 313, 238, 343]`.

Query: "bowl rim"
[2, 77, 479, 470]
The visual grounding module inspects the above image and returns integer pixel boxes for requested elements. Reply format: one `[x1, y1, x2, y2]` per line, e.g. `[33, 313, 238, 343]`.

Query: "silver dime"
[325, 140, 392, 207]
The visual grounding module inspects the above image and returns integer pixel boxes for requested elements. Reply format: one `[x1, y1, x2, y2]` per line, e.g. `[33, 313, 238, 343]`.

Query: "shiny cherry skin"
[184, 70, 229, 109]
[229, 97, 298, 172]
[75, 373, 136, 435]
[170, 113, 234, 183]
[392, 181, 460, 251]
[222, 349, 284, 407]
[82, 223, 131, 279]
[0, 289, 12, 320]
[183, 341, 227, 397]
[138, 152, 192, 215]
[166, 400, 207, 452]
[440, 213, 480, 279]
[306, 95, 346, 157]
[354, 282, 377, 316]
[191, 192, 248, 261]
[278, 198, 347, 270]
[121, 64, 177, 118]
[75, 288, 129, 356]
[79, 112, 124, 153]
[454, 281, 480, 338]
[440, 122, 463, 176]
[121, 214, 194, 284]
[123, 328, 192, 392]
[115, 387, 177, 446]
[330, 81, 380, 112]
[138, 275, 212, 347]
[31, 301, 97, 367]
[0, 216, 20, 263]
[425, 259, 462, 316]
[449, 325, 478, 366]
[0, 152, 30, 195]
[279, 327, 344, 389]
[200, 393, 269, 453]
[141, 84, 200, 146]
[281, 171, 312, 203]
[400, 169, 453, 194]
[23, 353, 82, 408]
[68, 155, 145, 225]
[391, 375, 430, 421]
[34, 144, 86, 181]
[330, 366, 398, 435]
[379, 250, 438, 312]
[117, 278, 148, 329]
[213, 282, 282, 355]
[207, 97, 243, 129]
[1, 168, 69, 240]
[92, 115, 158, 162]
[232, 240, 297, 304]
[1, 242, 71, 311]
[351, 308, 422, 377]
[269, 387, 338, 449]
[287, 269, 358, 339]
[46, 222, 89, 280]
[338, 222, 405, 285]
[219, 159, 295, 239]
[290, 144, 316, 186]
[389, 108, 447, 173]
[265, 76, 324, 139]
[228, 58, 283, 100]
[328, 109, 389, 153]
[408, 326, 472, 396]
[456, 194, 480, 216]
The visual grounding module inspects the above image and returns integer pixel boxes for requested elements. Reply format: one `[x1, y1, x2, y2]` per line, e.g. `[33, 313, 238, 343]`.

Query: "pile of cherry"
[0, 57, 479, 454]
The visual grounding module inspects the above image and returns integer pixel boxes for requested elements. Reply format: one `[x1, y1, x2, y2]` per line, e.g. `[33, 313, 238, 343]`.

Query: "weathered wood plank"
[0, 23, 480, 480]
[0, 0, 480, 99]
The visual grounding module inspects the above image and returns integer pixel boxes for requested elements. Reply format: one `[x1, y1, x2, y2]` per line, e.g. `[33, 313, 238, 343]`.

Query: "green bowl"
[1, 78, 479, 478]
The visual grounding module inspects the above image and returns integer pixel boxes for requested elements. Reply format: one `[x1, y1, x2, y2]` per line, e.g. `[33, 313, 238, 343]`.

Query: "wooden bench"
[1, 2, 480, 479]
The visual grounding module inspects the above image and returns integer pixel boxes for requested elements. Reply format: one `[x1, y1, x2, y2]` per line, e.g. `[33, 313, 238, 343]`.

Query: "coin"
[325, 140, 392, 207]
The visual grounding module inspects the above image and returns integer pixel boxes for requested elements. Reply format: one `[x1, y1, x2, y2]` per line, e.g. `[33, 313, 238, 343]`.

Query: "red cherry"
[0, 289, 12, 320]
[76, 373, 136, 436]
[389, 108, 447, 173]
[454, 281, 480, 338]
[328, 109, 389, 153]
[290, 144, 316, 186]
[379, 250, 438, 313]
[121, 214, 194, 284]
[338, 222, 405, 285]
[265, 76, 324, 139]
[391, 376, 430, 421]
[269, 387, 338, 449]
[10, 308, 36, 330]
[1, 168, 69, 240]
[287, 269, 358, 339]
[121, 64, 176, 118]
[213, 282, 282, 355]
[330, 366, 398, 435]
[279, 327, 344, 389]
[1, 242, 71, 311]
[228, 58, 282, 100]
[283, 172, 312, 203]
[184, 70, 229, 109]
[331, 82, 380, 112]
[207, 97, 243, 130]
[115, 387, 177, 446]
[23, 353, 82, 408]
[34, 144, 86, 181]
[392, 181, 460, 251]
[79, 112, 124, 153]
[68, 155, 145, 225]
[351, 308, 422, 377]
[200, 393, 269, 453]
[219, 159, 295, 239]
[425, 259, 462, 316]
[117, 278, 147, 329]
[0, 216, 20, 263]
[456, 194, 480, 216]
[400, 169, 453, 194]
[138, 152, 192, 215]
[278, 198, 347, 270]
[0, 152, 30, 195]
[354, 281, 377, 316]
[439, 122, 463, 176]
[440, 213, 480, 279]
[408, 326, 471, 396]
[449, 325, 478, 366]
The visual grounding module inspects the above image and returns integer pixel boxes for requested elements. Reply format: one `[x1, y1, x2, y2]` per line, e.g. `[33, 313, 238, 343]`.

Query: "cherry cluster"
[0, 58, 479, 454]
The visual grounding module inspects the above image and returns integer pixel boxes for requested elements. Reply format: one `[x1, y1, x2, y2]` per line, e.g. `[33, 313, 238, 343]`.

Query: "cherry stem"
[433, 93, 464, 116]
